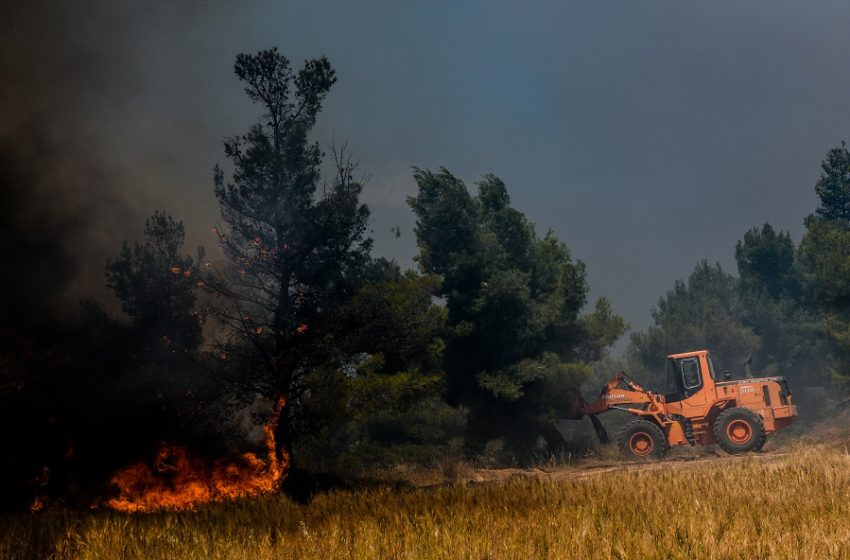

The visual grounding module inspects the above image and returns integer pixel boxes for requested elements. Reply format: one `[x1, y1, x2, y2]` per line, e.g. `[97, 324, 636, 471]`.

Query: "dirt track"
[466, 448, 790, 485]
[394, 411, 850, 489]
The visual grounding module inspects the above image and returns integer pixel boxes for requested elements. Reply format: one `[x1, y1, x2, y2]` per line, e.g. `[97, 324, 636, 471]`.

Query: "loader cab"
[665, 351, 715, 403]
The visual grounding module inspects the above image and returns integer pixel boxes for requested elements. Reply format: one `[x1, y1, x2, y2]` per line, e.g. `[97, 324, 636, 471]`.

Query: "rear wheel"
[617, 419, 668, 459]
[713, 407, 766, 454]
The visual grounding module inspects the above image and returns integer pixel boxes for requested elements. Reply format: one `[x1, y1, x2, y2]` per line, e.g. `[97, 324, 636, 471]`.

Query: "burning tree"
[106, 211, 203, 355]
[206, 48, 372, 468]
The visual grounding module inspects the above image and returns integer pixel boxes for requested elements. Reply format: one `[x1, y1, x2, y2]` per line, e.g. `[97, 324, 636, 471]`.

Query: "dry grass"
[5, 444, 850, 559]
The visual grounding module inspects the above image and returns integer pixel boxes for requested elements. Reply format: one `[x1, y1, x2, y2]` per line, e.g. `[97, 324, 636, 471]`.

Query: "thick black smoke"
[0, 2, 235, 509]
[0, 2, 139, 331]
[0, 141, 74, 332]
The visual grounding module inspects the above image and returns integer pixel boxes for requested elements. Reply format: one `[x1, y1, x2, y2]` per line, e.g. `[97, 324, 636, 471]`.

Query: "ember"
[29, 496, 43, 513]
[103, 397, 287, 513]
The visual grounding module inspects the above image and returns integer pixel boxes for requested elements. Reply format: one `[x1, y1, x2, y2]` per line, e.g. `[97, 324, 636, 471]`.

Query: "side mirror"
[723, 370, 732, 381]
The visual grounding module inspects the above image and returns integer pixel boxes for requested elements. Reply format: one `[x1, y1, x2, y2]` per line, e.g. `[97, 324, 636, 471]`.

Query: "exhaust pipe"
[744, 355, 753, 379]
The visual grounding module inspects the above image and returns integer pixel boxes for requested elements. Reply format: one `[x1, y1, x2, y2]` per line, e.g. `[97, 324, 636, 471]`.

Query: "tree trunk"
[273, 393, 292, 468]
[541, 423, 568, 454]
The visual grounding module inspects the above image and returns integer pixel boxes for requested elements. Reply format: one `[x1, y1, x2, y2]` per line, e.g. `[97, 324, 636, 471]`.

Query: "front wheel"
[617, 419, 668, 459]
[713, 407, 766, 454]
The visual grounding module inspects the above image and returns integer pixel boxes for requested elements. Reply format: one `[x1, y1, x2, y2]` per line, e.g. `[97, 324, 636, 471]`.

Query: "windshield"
[665, 356, 703, 400]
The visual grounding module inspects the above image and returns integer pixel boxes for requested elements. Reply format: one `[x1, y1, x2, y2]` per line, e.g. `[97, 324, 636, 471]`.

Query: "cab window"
[681, 357, 701, 389]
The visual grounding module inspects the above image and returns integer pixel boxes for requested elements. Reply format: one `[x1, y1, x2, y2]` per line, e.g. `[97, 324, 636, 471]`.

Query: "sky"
[4, 0, 850, 337]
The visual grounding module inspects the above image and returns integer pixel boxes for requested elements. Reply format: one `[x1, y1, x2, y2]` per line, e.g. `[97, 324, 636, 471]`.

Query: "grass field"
[4, 443, 850, 559]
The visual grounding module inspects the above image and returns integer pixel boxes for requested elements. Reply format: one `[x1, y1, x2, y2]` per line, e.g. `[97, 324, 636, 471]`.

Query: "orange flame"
[30, 496, 44, 513]
[104, 397, 287, 513]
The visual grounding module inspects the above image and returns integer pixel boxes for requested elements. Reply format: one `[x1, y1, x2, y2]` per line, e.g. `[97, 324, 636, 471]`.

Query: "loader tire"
[618, 419, 668, 460]
[713, 407, 766, 454]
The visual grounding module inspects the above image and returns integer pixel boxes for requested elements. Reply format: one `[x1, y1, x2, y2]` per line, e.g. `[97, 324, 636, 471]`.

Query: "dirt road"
[466, 447, 790, 486]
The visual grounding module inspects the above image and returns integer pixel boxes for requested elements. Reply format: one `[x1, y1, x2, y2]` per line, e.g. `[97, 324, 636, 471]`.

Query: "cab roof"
[667, 349, 709, 359]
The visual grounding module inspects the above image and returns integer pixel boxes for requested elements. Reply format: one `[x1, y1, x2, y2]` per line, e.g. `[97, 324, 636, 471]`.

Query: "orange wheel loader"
[573, 350, 797, 459]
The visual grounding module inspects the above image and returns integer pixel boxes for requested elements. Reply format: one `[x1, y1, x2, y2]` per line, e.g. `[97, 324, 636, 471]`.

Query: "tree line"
[624, 142, 850, 418]
[2, 47, 849, 508]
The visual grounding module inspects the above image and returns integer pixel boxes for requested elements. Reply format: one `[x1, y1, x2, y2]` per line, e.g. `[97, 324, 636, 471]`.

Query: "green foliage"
[630, 261, 758, 385]
[628, 251, 826, 391]
[799, 217, 850, 387]
[735, 223, 799, 300]
[797, 141, 850, 389]
[210, 48, 370, 370]
[814, 141, 850, 225]
[799, 217, 850, 309]
[407, 168, 480, 280]
[208, 49, 472, 473]
[330, 271, 446, 374]
[297, 367, 466, 472]
[105, 211, 202, 352]
[295, 272, 464, 471]
[630, 224, 829, 389]
[733, 223, 826, 387]
[577, 298, 628, 363]
[207, 48, 373, 464]
[742, 293, 827, 386]
[621, 142, 850, 399]
[408, 168, 625, 457]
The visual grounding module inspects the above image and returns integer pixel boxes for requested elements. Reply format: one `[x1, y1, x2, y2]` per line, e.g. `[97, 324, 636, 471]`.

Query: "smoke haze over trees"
[0, 44, 627, 508]
[5, 1, 850, 511]
[626, 141, 850, 419]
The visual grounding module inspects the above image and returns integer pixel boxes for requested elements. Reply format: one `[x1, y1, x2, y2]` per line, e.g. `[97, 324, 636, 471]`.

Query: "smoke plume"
[0, 2, 141, 333]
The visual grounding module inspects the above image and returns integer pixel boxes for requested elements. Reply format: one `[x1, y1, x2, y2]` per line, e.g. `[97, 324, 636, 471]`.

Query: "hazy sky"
[6, 0, 850, 335]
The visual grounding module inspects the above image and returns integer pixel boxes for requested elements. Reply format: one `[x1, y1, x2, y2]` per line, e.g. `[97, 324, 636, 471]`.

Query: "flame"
[30, 464, 50, 513]
[30, 496, 44, 513]
[104, 397, 287, 513]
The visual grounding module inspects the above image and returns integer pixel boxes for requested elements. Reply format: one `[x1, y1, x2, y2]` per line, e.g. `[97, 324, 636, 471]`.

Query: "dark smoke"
[0, 136, 79, 334]
[0, 1, 237, 509]
[0, 2, 139, 329]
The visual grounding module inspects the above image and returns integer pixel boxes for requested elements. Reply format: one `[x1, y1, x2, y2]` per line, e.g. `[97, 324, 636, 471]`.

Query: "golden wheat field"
[5, 444, 850, 560]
